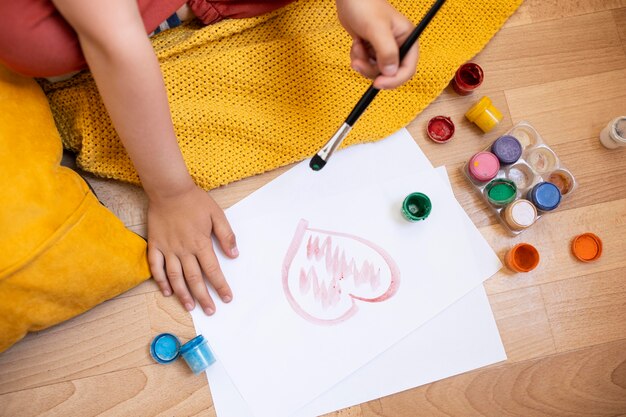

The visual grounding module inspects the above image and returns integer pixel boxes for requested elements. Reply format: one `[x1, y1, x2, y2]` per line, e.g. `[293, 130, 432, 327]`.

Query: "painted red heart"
[282, 219, 400, 325]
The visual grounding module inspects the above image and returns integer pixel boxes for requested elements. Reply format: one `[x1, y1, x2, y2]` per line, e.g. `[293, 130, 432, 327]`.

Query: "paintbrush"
[309, 0, 447, 171]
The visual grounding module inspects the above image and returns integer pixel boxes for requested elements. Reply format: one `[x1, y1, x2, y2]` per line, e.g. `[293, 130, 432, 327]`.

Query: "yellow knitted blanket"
[42, 0, 522, 190]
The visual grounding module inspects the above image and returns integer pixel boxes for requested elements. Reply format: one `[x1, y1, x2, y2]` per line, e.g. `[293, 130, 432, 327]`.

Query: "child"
[0, 0, 419, 316]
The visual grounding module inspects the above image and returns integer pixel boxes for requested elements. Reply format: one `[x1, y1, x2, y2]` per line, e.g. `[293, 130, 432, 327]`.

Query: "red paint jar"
[427, 116, 455, 143]
[452, 63, 484, 95]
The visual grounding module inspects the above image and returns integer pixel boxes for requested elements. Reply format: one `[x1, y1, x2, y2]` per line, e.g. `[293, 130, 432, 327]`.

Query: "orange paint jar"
[505, 243, 540, 273]
[571, 233, 603, 262]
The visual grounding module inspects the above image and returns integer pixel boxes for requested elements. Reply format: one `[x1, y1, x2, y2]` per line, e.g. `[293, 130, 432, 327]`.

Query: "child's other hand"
[335, 0, 418, 90]
[146, 184, 238, 315]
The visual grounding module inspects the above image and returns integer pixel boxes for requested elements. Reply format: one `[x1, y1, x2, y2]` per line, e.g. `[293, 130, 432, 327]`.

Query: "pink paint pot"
[452, 63, 484, 95]
[427, 116, 455, 143]
[467, 151, 500, 183]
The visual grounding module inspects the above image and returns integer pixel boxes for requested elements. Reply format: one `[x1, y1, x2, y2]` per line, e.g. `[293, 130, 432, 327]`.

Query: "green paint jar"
[485, 179, 517, 206]
[402, 192, 432, 222]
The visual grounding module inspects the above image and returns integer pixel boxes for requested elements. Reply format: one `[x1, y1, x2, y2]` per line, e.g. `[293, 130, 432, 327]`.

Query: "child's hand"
[146, 184, 238, 315]
[335, 0, 418, 90]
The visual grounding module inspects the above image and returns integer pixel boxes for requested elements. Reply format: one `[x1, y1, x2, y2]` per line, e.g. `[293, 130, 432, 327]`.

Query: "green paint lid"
[402, 192, 432, 222]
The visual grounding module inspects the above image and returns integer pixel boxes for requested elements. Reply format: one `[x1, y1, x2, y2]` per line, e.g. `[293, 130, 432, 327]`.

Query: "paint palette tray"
[462, 121, 577, 235]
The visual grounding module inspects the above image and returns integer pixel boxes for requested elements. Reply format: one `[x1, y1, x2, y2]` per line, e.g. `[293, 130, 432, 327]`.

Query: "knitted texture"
[42, 0, 522, 190]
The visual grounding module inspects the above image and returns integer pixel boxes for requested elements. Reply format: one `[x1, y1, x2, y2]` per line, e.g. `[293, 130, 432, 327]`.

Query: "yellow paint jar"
[465, 96, 503, 133]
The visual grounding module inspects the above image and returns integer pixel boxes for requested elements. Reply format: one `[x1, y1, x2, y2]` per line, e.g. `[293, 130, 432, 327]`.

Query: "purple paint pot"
[491, 135, 522, 165]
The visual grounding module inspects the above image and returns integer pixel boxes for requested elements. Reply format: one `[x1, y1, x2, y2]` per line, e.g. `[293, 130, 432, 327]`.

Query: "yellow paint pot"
[465, 96, 503, 133]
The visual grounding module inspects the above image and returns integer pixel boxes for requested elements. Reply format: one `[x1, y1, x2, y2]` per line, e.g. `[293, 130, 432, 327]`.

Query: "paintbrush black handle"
[399, 0, 446, 60]
[345, 86, 380, 126]
[344, 0, 446, 127]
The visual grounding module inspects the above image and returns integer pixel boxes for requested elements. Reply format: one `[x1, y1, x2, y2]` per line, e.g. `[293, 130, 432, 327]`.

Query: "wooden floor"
[2, 1, 626, 416]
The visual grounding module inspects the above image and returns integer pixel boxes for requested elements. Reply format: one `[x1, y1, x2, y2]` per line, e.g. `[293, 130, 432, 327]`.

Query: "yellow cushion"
[43, 0, 521, 190]
[0, 66, 151, 353]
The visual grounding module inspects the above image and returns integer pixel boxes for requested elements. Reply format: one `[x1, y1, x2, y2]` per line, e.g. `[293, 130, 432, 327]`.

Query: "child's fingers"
[147, 245, 172, 296]
[181, 254, 216, 316]
[366, 23, 401, 78]
[350, 40, 378, 79]
[374, 41, 419, 89]
[165, 254, 195, 311]
[211, 209, 239, 259]
[197, 249, 233, 304]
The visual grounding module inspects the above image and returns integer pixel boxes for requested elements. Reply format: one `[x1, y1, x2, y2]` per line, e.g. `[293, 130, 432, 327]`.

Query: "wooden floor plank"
[0, 364, 215, 417]
[489, 286, 556, 362]
[475, 12, 626, 93]
[360, 339, 626, 417]
[504, 69, 626, 145]
[146, 292, 196, 341]
[614, 8, 626, 42]
[541, 270, 626, 352]
[0, 296, 152, 395]
[526, 0, 626, 23]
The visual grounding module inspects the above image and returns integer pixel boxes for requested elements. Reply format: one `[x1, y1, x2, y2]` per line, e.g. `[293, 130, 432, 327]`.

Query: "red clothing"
[0, 0, 294, 77]
[188, 0, 294, 25]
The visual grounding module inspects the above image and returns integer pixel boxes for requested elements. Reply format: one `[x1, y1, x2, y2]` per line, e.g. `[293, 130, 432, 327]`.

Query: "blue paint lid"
[491, 135, 523, 165]
[528, 182, 562, 211]
[150, 333, 181, 364]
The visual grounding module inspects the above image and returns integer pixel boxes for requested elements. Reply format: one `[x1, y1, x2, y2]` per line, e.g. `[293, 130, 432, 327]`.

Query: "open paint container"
[505, 243, 540, 273]
[451, 62, 484, 95]
[462, 121, 577, 235]
[427, 116, 455, 143]
[150, 333, 215, 374]
[402, 192, 432, 221]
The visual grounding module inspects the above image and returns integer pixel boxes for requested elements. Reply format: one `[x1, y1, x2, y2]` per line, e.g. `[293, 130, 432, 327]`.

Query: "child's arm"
[335, 0, 419, 90]
[51, 0, 237, 315]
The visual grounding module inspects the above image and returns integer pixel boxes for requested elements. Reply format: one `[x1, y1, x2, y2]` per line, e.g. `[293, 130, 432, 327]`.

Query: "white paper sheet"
[205, 286, 504, 417]
[202, 169, 506, 417]
[201, 163, 506, 417]
[191, 129, 502, 417]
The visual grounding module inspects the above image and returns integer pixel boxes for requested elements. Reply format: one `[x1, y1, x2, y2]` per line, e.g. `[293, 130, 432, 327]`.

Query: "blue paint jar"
[150, 333, 215, 374]
[180, 335, 216, 374]
[527, 182, 562, 212]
